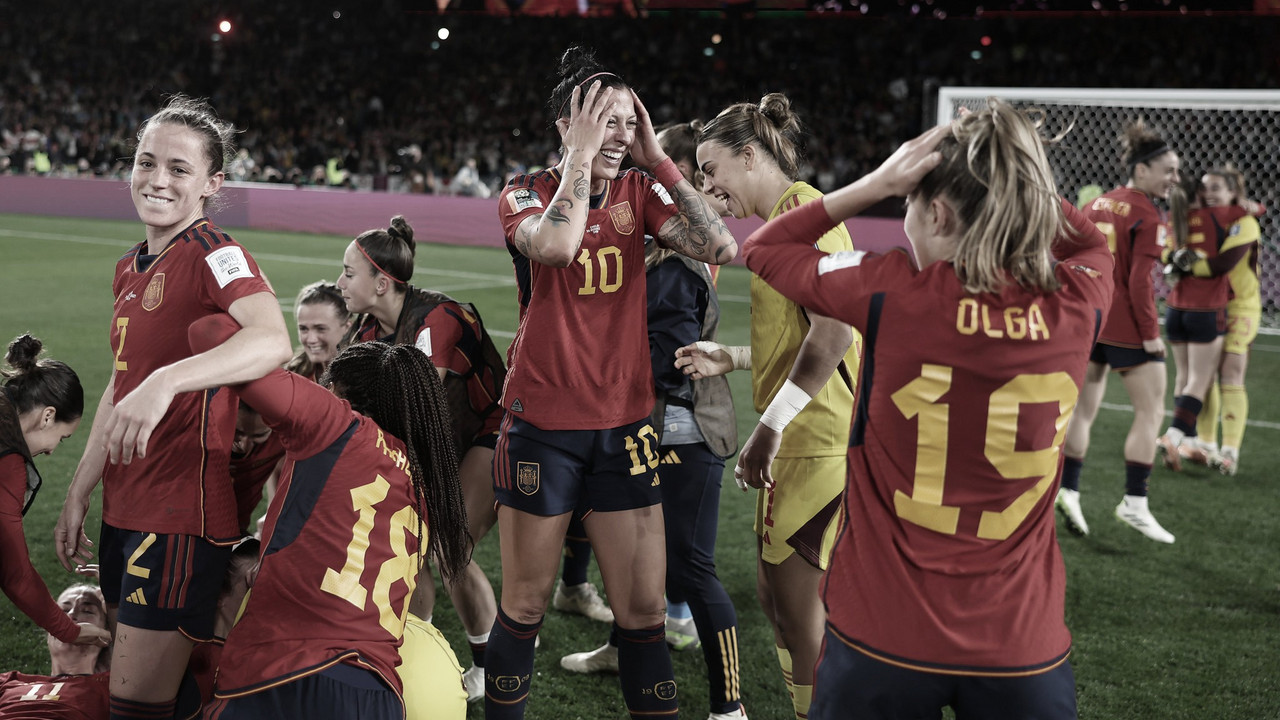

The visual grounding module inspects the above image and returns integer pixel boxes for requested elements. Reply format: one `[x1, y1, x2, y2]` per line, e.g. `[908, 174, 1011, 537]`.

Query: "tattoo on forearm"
[663, 182, 732, 260]
[572, 169, 589, 202]
[545, 200, 573, 226]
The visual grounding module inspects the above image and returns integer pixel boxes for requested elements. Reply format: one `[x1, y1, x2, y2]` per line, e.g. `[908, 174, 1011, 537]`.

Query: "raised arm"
[510, 82, 617, 268]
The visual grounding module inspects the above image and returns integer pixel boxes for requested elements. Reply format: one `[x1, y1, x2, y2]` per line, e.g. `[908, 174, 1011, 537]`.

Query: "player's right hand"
[557, 81, 616, 160]
[674, 341, 734, 380]
[54, 496, 94, 571]
[73, 623, 112, 647]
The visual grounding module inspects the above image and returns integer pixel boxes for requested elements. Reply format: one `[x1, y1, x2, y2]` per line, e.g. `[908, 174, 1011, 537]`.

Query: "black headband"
[1130, 143, 1171, 167]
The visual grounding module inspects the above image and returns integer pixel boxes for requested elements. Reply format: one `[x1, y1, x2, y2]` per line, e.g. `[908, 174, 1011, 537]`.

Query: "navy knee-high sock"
[485, 607, 542, 719]
[110, 695, 176, 720]
[1060, 456, 1084, 492]
[616, 622, 679, 718]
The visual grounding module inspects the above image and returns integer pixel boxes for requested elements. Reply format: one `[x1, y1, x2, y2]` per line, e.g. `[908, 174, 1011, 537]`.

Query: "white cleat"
[553, 580, 615, 623]
[560, 642, 619, 674]
[709, 704, 748, 720]
[1213, 447, 1239, 477]
[1115, 495, 1175, 544]
[462, 664, 484, 703]
[1055, 487, 1089, 537]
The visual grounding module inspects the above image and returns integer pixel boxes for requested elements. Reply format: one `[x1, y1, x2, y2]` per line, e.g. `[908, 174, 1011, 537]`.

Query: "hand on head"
[557, 81, 616, 158]
[627, 89, 666, 171]
[870, 123, 953, 198]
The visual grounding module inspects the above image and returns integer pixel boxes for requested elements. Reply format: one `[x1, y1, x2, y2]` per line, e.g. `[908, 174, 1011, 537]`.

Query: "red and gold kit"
[1085, 187, 1165, 347]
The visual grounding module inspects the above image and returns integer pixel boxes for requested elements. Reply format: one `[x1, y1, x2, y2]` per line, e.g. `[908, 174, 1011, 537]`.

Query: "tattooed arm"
[510, 82, 616, 268]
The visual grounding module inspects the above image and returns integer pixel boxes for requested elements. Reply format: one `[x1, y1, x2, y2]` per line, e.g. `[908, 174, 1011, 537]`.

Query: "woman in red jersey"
[1058, 119, 1180, 544]
[740, 100, 1111, 720]
[336, 214, 506, 702]
[53, 95, 292, 720]
[189, 314, 470, 719]
[489, 46, 736, 719]
[1, 334, 111, 650]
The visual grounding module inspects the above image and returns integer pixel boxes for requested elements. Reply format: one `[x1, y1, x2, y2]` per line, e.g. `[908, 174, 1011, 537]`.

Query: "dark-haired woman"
[1059, 119, 1180, 544]
[675, 93, 858, 720]
[54, 94, 292, 719]
[287, 281, 353, 383]
[337, 214, 507, 701]
[189, 314, 470, 719]
[491, 46, 735, 719]
[1, 334, 111, 650]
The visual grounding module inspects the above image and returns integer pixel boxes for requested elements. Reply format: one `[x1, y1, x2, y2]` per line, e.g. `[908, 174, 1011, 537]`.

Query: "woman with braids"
[189, 313, 471, 719]
[336, 214, 506, 702]
[287, 281, 352, 383]
[1057, 118, 1180, 545]
[674, 93, 858, 720]
[54, 94, 292, 720]
[1, 334, 111, 650]
[1157, 169, 1260, 476]
[740, 100, 1111, 720]
[491, 46, 735, 719]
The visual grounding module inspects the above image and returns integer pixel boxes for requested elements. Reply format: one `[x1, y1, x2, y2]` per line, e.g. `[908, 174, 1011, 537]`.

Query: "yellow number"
[126, 533, 156, 579]
[577, 247, 624, 295]
[1094, 221, 1117, 256]
[114, 317, 129, 371]
[891, 366, 1078, 540]
[320, 476, 420, 636]
[18, 682, 64, 701]
[624, 424, 660, 476]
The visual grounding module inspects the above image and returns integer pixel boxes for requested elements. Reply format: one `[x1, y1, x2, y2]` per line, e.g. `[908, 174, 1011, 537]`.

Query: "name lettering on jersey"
[1090, 197, 1131, 217]
[142, 274, 165, 311]
[610, 201, 635, 235]
[507, 188, 543, 214]
[205, 246, 255, 290]
[516, 461, 540, 495]
[652, 182, 674, 206]
[955, 298, 1050, 341]
[817, 250, 867, 275]
[374, 428, 412, 479]
[586, 223, 601, 234]
[415, 328, 433, 357]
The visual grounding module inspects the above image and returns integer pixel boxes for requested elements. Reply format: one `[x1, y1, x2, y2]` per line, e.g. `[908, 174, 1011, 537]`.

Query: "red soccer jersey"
[497, 167, 677, 430]
[214, 372, 421, 700]
[351, 299, 503, 438]
[0, 453, 79, 643]
[228, 433, 285, 534]
[1085, 187, 1166, 347]
[106, 219, 272, 541]
[743, 199, 1113, 672]
[0, 672, 110, 719]
[1168, 205, 1249, 311]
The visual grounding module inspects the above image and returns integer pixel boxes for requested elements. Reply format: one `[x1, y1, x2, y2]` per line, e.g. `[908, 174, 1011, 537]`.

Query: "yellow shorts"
[754, 454, 845, 570]
[400, 614, 467, 720]
[1223, 311, 1259, 356]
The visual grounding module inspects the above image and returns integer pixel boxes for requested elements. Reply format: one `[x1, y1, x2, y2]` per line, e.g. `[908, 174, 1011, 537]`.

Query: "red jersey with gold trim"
[229, 433, 285, 534]
[498, 167, 678, 430]
[0, 671, 109, 719]
[1168, 205, 1251, 311]
[214, 372, 420, 699]
[743, 199, 1113, 672]
[1085, 187, 1166, 346]
[107, 219, 272, 541]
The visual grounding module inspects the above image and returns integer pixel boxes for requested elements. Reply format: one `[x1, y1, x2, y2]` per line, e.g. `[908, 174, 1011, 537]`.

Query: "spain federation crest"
[517, 461, 540, 496]
[142, 273, 165, 312]
[609, 201, 635, 235]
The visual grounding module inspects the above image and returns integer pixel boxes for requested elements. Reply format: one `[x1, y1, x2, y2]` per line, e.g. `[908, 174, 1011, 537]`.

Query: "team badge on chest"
[142, 273, 165, 311]
[516, 461, 540, 496]
[609, 201, 635, 235]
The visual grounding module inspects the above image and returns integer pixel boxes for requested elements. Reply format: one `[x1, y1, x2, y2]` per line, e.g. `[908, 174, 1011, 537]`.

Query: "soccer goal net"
[936, 87, 1280, 332]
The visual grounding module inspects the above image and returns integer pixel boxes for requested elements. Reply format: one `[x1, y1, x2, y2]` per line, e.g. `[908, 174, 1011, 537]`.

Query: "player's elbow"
[711, 238, 738, 265]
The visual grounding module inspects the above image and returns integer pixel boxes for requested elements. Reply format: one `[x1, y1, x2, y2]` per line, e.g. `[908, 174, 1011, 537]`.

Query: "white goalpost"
[935, 87, 1280, 332]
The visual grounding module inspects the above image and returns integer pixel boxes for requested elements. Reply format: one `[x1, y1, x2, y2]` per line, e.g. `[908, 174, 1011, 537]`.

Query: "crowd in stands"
[3, 3, 1277, 203]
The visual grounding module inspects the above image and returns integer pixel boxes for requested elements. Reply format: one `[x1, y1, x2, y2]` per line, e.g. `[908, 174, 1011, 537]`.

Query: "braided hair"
[323, 342, 471, 581]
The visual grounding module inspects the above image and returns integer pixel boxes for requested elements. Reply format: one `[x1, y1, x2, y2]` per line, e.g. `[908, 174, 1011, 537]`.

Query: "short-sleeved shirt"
[1085, 187, 1166, 347]
[106, 219, 272, 541]
[743, 198, 1113, 673]
[1167, 206, 1254, 312]
[498, 167, 678, 430]
[214, 372, 421, 701]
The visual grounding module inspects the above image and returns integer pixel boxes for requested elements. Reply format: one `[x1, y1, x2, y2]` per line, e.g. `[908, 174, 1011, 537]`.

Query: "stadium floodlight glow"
[711, 33, 722, 44]
[218, 20, 232, 33]
[438, 27, 450, 40]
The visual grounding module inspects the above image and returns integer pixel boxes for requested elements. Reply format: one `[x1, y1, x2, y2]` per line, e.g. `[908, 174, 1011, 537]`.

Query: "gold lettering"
[1005, 307, 1027, 340]
[981, 304, 1004, 338]
[1027, 303, 1050, 340]
[956, 299, 979, 335]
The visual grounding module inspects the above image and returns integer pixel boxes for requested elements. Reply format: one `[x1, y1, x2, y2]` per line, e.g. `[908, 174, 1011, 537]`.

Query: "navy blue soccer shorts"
[1164, 307, 1226, 344]
[492, 414, 662, 516]
[1090, 341, 1164, 371]
[207, 663, 402, 719]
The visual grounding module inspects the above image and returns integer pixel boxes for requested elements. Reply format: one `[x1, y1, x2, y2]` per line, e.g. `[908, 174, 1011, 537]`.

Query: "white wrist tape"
[692, 341, 752, 370]
[760, 379, 813, 433]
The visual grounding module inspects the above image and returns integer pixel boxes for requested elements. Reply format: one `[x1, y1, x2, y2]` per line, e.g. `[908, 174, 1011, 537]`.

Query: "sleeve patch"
[415, 328, 433, 357]
[652, 183, 674, 206]
[507, 188, 544, 214]
[204, 246, 255, 289]
[818, 250, 867, 275]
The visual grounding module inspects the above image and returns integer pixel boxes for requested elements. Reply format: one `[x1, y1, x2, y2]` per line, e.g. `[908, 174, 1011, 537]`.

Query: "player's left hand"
[103, 371, 176, 464]
[735, 423, 782, 491]
[627, 89, 667, 172]
[868, 122, 952, 198]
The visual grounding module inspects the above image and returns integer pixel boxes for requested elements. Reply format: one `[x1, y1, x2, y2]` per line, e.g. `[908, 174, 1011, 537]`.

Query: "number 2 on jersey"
[891, 364, 1078, 541]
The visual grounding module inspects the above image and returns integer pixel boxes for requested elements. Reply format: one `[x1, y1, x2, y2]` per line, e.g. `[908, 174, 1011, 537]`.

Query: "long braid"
[326, 342, 472, 582]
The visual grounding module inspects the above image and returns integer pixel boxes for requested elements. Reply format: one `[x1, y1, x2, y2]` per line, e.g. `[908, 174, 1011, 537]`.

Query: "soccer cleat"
[559, 642, 619, 674]
[1178, 440, 1211, 466]
[1156, 433, 1183, 471]
[553, 580, 615, 623]
[1114, 495, 1175, 544]
[462, 664, 484, 703]
[665, 615, 702, 651]
[1214, 447, 1239, 477]
[708, 704, 748, 720]
[1054, 487, 1089, 536]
